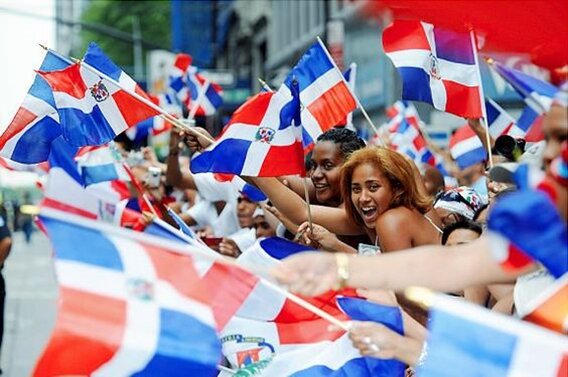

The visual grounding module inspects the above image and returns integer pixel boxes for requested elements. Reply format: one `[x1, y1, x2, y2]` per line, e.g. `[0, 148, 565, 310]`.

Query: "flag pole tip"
[38, 43, 48, 50]
[403, 286, 435, 309]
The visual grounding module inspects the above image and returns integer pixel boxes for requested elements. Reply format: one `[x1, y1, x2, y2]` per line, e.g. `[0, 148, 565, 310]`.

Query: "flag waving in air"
[0, 51, 69, 164]
[38, 61, 159, 147]
[190, 81, 304, 177]
[383, 20, 483, 118]
[35, 209, 221, 376]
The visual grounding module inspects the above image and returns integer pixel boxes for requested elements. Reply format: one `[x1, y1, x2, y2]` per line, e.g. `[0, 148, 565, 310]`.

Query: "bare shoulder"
[376, 207, 412, 229]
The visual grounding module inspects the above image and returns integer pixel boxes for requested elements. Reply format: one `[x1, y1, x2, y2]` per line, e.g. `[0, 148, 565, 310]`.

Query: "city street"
[1, 230, 57, 376]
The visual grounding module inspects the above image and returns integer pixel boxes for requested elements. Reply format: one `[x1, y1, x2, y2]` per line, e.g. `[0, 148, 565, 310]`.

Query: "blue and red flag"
[383, 20, 483, 118]
[186, 66, 224, 116]
[485, 98, 516, 138]
[0, 51, 69, 163]
[38, 62, 159, 147]
[283, 40, 357, 153]
[35, 209, 221, 376]
[449, 124, 486, 169]
[190, 81, 304, 177]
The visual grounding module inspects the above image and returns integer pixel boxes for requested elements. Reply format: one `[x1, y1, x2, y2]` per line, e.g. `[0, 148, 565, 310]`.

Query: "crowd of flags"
[0, 15, 565, 377]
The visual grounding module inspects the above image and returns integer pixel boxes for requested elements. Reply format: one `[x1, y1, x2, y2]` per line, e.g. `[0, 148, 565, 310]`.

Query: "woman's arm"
[253, 177, 362, 235]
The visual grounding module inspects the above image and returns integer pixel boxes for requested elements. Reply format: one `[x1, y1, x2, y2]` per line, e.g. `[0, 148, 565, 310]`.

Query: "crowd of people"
[104, 84, 568, 373]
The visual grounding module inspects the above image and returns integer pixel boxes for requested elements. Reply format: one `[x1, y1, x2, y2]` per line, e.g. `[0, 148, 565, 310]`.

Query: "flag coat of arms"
[38, 62, 159, 147]
[418, 294, 568, 377]
[34, 210, 221, 376]
[0, 51, 69, 163]
[190, 81, 304, 177]
[383, 20, 483, 118]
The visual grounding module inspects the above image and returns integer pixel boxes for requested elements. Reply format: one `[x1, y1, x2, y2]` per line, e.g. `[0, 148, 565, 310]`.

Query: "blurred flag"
[168, 53, 192, 108]
[485, 98, 516, 138]
[38, 62, 159, 147]
[282, 40, 357, 152]
[491, 61, 559, 140]
[383, 20, 482, 118]
[340, 63, 358, 131]
[75, 145, 129, 186]
[34, 210, 221, 377]
[487, 190, 568, 278]
[418, 294, 568, 377]
[0, 51, 68, 163]
[190, 81, 304, 177]
[449, 124, 486, 169]
[186, 67, 224, 116]
[523, 273, 568, 334]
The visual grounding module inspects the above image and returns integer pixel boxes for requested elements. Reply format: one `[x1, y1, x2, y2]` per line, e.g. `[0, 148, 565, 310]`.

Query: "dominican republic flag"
[283, 40, 357, 152]
[449, 124, 486, 169]
[34, 209, 221, 377]
[383, 20, 483, 118]
[418, 294, 568, 377]
[217, 237, 404, 376]
[523, 273, 568, 334]
[75, 144, 129, 186]
[38, 62, 159, 147]
[190, 81, 304, 177]
[186, 66, 224, 116]
[42, 137, 130, 222]
[339, 63, 358, 131]
[491, 61, 559, 139]
[485, 98, 516, 138]
[0, 156, 49, 174]
[487, 190, 568, 278]
[169, 53, 192, 108]
[0, 51, 69, 164]
[390, 117, 434, 165]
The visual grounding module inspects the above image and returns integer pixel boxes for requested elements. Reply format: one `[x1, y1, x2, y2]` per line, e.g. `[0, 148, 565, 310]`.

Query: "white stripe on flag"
[300, 68, 340, 106]
[22, 93, 58, 117]
[221, 123, 299, 147]
[1, 112, 59, 158]
[450, 136, 483, 158]
[437, 59, 479, 87]
[507, 329, 567, 377]
[430, 75, 448, 112]
[385, 49, 431, 71]
[55, 260, 127, 299]
[241, 141, 270, 176]
[94, 237, 159, 376]
[118, 72, 137, 92]
[156, 280, 216, 327]
[45, 168, 101, 216]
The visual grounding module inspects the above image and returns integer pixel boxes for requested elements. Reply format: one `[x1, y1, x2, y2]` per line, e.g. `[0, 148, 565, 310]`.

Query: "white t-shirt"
[192, 172, 239, 202]
[228, 227, 257, 253]
[187, 200, 240, 237]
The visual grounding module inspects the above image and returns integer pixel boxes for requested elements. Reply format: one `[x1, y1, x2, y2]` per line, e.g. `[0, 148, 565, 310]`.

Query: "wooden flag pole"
[316, 37, 387, 147]
[469, 31, 494, 168]
[38, 44, 214, 144]
[121, 162, 159, 218]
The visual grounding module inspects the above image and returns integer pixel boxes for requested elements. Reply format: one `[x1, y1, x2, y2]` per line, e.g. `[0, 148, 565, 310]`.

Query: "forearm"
[401, 310, 428, 342]
[393, 336, 424, 366]
[0, 238, 12, 266]
[165, 154, 196, 190]
[328, 237, 357, 254]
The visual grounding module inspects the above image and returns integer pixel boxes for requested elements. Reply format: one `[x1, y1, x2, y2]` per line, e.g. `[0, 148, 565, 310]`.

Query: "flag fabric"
[0, 51, 69, 163]
[491, 61, 559, 139]
[186, 67, 224, 116]
[339, 63, 358, 130]
[485, 98, 515, 138]
[487, 190, 568, 278]
[522, 273, 568, 334]
[283, 40, 357, 152]
[75, 145, 129, 186]
[34, 209, 221, 377]
[190, 81, 304, 177]
[165, 207, 198, 240]
[383, 20, 482, 118]
[169, 53, 192, 107]
[418, 294, 568, 377]
[38, 62, 159, 147]
[0, 156, 49, 174]
[449, 124, 486, 169]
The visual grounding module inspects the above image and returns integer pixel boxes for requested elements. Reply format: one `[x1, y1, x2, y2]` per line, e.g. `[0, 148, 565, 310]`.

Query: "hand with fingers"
[218, 238, 242, 258]
[297, 221, 340, 250]
[184, 127, 214, 153]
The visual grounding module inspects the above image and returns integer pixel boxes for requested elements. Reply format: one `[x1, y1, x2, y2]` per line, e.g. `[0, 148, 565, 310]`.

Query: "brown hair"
[340, 147, 433, 225]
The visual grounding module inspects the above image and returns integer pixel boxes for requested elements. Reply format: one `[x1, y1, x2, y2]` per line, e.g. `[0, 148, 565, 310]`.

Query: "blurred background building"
[50, 0, 551, 144]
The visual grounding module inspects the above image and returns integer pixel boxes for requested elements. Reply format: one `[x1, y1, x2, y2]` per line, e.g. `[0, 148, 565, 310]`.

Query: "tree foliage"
[78, 0, 171, 78]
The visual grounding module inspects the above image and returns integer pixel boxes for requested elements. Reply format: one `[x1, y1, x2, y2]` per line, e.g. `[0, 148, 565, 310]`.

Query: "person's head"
[422, 166, 445, 197]
[253, 208, 276, 239]
[543, 90, 568, 175]
[472, 203, 490, 227]
[341, 147, 432, 229]
[441, 219, 483, 246]
[236, 195, 257, 228]
[311, 128, 366, 204]
[434, 186, 484, 227]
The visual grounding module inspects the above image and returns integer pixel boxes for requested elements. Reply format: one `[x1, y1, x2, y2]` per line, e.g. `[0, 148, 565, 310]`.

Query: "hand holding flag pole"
[38, 44, 214, 145]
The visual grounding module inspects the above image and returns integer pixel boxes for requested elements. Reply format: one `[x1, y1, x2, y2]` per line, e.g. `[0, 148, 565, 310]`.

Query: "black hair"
[441, 219, 483, 245]
[472, 203, 489, 222]
[316, 127, 366, 160]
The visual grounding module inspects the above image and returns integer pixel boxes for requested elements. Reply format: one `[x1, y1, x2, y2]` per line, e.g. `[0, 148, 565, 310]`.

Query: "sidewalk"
[1, 231, 57, 376]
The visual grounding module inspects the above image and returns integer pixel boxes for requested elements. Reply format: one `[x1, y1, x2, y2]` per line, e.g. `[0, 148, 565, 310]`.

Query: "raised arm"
[165, 130, 197, 190]
[253, 177, 362, 235]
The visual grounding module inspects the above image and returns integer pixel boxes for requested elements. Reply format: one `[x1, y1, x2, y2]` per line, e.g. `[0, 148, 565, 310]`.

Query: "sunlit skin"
[236, 197, 257, 228]
[542, 104, 568, 174]
[254, 215, 276, 239]
[445, 228, 481, 246]
[350, 163, 395, 229]
[310, 141, 344, 206]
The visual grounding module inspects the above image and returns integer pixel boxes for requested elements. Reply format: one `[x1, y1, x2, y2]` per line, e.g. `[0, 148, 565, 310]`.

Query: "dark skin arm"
[0, 237, 12, 266]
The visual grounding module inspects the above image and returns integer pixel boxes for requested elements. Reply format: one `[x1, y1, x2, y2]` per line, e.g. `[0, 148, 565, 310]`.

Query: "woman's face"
[310, 141, 344, 204]
[350, 163, 395, 229]
[445, 228, 480, 246]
